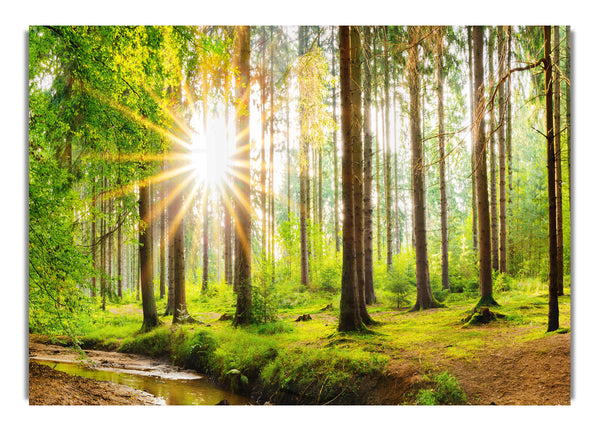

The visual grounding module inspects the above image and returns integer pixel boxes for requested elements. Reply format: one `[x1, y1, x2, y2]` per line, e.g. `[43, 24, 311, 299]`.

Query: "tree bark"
[488, 28, 499, 272]
[383, 27, 393, 270]
[468, 26, 478, 252]
[473, 26, 497, 307]
[350, 26, 374, 325]
[233, 26, 253, 325]
[436, 28, 449, 291]
[554, 26, 564, 296]
[338, 26, 363, 332]
[409, 27, 437, 312]
[363, 26, 376, 305]
[545, 26, 560, 332]
[497, 26, 508, 274]
[332, 27, 340, 253]
[139, 177, 159, 332]
[201, 72, 210, 294]
[298, 26, 310, 288]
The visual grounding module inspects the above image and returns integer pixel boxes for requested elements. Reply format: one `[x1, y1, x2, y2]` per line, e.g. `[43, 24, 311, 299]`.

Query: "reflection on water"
[34, 360, 252, 405]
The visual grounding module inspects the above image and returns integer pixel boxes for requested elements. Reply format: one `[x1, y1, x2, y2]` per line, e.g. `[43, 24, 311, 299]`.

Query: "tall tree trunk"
[383, 27, 393, 270]
[554, 26, 564, 296]
[224, 61, 233, 287]
[409, 26, 437, 312]
[172, 179, 192, 324]
[260, 26, 267, 258]
[332, 27, 340, 253]
[488, 28, 499, 272]
[164, 194, 174, 315]
[498, 26, 508, 274]
[544, 26, 560, 332]
[100, 176, 107, 311]
[473, 26, 497, 307]
[436, 28, 449, 291]
[506, 26, 513, 273]
[159, 162, 166, 299]
[393, 80, 400, 255]
[269, 26, 276, 276]
[375, 78, 382, 261]
[201, 73, 210, 294]
[117, 199, 124, 299]
[91, 178, 97, 297]
[233, 25, 253, 325]
[139, 176, 159, 332]
[363, 26, 376, 305]
[565, 27, 571, 211]
[468, 26, 478, 252]
[299, 26, 310, 288]
[338, 25, 363, 332]
[350, 26, 373, 325]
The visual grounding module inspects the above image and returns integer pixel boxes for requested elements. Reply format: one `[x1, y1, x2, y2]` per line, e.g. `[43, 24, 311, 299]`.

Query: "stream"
[30, 345, 252, 405]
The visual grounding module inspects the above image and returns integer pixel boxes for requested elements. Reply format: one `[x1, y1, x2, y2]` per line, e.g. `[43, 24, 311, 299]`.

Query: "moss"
[415, 371, 467, 405]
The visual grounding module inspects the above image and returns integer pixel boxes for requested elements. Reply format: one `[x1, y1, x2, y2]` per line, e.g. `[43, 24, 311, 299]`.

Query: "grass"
[42, 276, 570, 404]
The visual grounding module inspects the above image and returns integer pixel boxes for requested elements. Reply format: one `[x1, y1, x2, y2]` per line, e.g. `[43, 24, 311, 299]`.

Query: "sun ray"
[82, 82, 192, 152]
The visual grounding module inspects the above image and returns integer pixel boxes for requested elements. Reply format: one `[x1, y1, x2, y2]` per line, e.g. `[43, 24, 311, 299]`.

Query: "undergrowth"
[415, 371, 467, 405]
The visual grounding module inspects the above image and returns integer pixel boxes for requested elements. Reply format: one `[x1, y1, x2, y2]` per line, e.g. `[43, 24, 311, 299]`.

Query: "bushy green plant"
[171, 328, 217, 371]
[416, 371, 467, 405]
[494, 271, 513, 292]
[380, 251, 415, 308]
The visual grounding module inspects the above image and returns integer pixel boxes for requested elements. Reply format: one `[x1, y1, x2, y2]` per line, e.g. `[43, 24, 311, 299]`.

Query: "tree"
[436, 27, 449, 291]
[298, 26, 310, 288]
[331, 27, 340, 253]
[497, 26, 508, 274]
[468, 26, 478, 252]
[139, 174, 160, 332]
[363, 26, 376, 304]
[350, 26, 374, 325]
[383, 27, 393, 270]
[473, 26, 497, 308]
[408, 26, 438, 311]
[544, 26, 560, 332]
[233, 26, 253, 325]
[553, 26, 564, 296]
[338, 25, 364, 332]
[487, 28, 499, 272]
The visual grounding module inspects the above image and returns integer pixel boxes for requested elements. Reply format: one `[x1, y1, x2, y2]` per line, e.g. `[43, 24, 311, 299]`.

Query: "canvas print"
[28, 25, 571, 406]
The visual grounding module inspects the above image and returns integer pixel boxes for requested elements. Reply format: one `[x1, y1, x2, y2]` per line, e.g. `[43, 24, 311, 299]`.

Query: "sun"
[188, 114, 231, 187]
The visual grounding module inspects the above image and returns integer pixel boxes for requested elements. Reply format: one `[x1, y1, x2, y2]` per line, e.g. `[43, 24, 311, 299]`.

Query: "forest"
[28, 25, 571, 407]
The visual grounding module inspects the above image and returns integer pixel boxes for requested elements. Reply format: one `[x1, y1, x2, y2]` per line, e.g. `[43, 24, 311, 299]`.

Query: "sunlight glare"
[189, 114, 231, 187]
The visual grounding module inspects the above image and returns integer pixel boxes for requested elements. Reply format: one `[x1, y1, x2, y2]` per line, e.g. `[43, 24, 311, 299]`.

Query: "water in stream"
[34, 359, 252, 405]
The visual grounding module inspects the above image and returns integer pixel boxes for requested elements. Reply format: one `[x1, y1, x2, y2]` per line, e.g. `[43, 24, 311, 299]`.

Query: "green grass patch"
[415, 371, 467, 405]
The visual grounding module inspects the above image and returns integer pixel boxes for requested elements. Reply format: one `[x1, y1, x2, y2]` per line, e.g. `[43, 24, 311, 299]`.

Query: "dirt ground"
[29, 361, 162, 405]
[28, 341, 166, 405]
[28, 331, 570, 405]
[448, 332, 571, 405]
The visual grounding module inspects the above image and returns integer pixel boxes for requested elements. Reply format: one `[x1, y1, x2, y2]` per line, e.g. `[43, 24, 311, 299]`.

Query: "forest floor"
[28, 312, 571, 405]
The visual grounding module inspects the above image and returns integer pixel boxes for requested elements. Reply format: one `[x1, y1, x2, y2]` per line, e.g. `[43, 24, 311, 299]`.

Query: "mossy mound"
[462, 307, 506, 327]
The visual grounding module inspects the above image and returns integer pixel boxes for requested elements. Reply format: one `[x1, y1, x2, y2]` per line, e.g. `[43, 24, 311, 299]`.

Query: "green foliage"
[380, 251, 415, 308]
[416, 371, 467, 405]
[171, 328, 217, 371]
[118, 326, 171, 357]
[260, 345, 388, 404]
[494, 271, 514, 292]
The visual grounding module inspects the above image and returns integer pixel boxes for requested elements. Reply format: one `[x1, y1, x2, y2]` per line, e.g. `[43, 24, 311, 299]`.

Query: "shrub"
[416, 371, 467, 405]
[117, 326, 171, 357]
